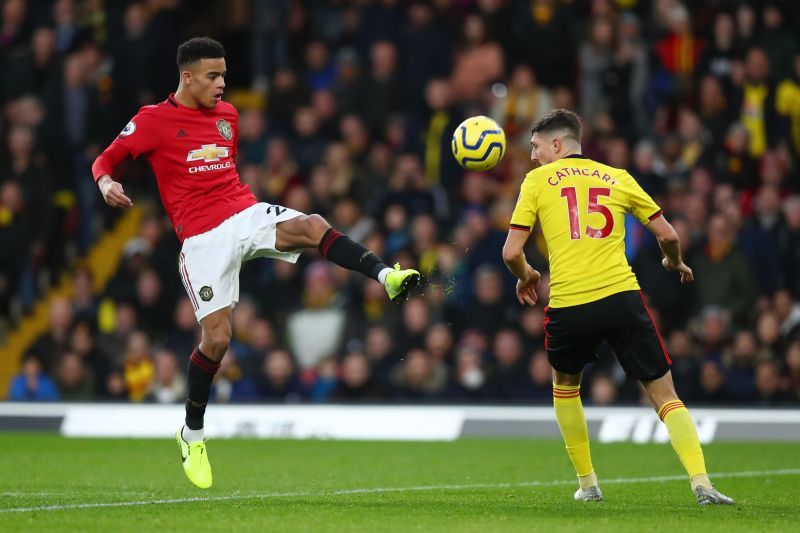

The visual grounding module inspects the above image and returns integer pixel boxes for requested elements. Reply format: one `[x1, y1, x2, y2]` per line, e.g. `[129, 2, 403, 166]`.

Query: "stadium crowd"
[2, 0, 800, 406]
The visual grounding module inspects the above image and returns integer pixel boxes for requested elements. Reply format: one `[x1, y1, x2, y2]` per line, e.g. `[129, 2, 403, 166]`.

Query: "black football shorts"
[543, 290, 671, 381]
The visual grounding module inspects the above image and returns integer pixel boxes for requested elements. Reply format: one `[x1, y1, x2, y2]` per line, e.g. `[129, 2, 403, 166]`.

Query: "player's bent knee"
[203, 334, 230, 360]
[304, 214, 330, 241]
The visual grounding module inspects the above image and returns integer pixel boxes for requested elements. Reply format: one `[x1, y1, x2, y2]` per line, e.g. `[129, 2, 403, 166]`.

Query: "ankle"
[690, 473, 712, 491]
[182, 425, 204, 443]
[579, 471, 598, 490]
[377, 267, 393, 285]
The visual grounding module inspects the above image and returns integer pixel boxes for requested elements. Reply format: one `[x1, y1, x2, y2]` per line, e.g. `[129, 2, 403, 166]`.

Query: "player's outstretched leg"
[642, 372, 734, 505]
[177, 308, 230, 489]
[552, 370, 603, 502]
[277, 214, 421, 300]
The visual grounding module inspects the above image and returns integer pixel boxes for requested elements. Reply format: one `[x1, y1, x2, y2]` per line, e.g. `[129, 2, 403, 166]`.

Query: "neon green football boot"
[176, 427, 212, 489]
[384, 263, 421, 301]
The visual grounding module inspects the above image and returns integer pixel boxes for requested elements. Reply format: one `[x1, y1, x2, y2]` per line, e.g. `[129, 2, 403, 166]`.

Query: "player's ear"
[180, 69, 193, 86]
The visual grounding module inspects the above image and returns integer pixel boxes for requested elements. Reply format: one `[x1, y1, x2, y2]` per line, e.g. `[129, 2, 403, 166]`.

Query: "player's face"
[530, 132, 558, 166]
[186, 58, 227, 108]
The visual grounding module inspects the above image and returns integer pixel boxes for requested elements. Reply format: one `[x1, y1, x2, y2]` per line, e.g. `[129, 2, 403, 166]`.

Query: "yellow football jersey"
[510, 155, 662, 308]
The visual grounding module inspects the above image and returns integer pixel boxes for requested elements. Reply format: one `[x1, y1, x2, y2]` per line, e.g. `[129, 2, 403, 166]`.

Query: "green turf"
[0, 434, 798, 532]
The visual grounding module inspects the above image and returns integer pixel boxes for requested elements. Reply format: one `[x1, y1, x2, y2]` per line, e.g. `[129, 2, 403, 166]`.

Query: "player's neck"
[560, 148, 583, 160]
[173, 87, 200, 109]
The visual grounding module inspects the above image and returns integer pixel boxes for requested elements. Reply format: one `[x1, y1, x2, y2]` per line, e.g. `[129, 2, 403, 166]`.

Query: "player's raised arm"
[91, 108, 161, 208]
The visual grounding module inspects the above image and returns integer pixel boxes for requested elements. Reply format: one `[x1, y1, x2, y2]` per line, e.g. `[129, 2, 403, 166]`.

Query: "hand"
[98, 175, 132, 208]
[516, 265, 541, 305]
[662, 257, 694, 284]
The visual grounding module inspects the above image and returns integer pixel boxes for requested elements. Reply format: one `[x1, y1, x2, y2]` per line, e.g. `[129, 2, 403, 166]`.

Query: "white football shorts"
[178, 202, 303, 321]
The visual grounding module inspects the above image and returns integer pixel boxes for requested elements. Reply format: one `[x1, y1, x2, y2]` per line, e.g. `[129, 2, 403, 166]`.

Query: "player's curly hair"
[531, 109, 582, 143]
[177, 37, 225, 69]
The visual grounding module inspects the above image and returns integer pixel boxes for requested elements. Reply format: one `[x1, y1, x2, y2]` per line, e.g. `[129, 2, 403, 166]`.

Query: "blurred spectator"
[331, 351, 386, 401]
[359, 40, 404, 136]
[758, 2, 796, 81]
[781, 197, 800, 299]
[738, 185, 787, 295]
[8, 353, 59, 401]
[256, 349, 306, 402]
[753, 360, 792, 405]
[55, 352, 95, 401]
[445, 345, 488, 401]
[589, 374, 617, 406]
[31, 296, 73, 373]
[96, 301, 138, 365]
[463, 265, 509, 334]
[123, 331, 154, 402]
[211, 349, 257, 403]
[722, 331, 761, 401]
[487, 329, 527, 399]
[308, 356, 337, 402]
[691, 214, 756, 325]
[3, 1, 800, 408]
[149, 349, 186, 404]
[164, 297, 200, 363]
[521, 349, 553, 401]
[785, 341, 800, 401]
[696, 360, 729, 405]
[451, 13, 503, 102]
[69, 319, 108, 396]
[390, 348, 446, 401]
[697, 12, 739, 83]
[579, 18, 614, 122]
[739, 47, 777, 159]
[667, 330, 700, 400]
[774, 290, 800, 340]
[492, 65, 553, 147]
[396, 297, 429, 354]
[286, 261, 346, 369]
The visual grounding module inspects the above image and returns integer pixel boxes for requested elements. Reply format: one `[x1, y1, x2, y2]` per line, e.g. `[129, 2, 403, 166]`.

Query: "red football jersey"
[93, 93, 257, 242]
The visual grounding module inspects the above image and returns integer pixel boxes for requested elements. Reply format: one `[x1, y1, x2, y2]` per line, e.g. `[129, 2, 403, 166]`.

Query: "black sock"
[319, 228, 389, 281]
[185, 347, 220, 430]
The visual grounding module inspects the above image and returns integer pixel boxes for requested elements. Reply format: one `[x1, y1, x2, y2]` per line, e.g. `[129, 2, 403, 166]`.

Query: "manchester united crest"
[198, 286, 214, 302]
[216, 119, 232, 141]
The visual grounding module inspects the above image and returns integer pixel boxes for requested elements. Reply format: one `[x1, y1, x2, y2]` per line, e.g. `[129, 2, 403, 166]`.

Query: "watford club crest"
[216, 119, 232, 140]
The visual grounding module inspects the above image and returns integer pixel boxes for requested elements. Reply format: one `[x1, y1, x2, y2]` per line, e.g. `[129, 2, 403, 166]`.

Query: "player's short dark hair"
[176, 37, 225, 69]
[531, 109, 582, 143]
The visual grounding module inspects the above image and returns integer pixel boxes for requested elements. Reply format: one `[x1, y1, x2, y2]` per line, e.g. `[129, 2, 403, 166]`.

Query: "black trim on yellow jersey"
[509, 223, 531, 231]
[648, 209, 664, 221]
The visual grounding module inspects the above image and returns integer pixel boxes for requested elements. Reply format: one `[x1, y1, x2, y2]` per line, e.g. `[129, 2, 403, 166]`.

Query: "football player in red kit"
[92, 37, 420, 489]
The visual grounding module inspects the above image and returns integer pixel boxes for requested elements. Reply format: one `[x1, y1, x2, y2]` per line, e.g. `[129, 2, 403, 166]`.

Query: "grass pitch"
[0, 434, 798, 531]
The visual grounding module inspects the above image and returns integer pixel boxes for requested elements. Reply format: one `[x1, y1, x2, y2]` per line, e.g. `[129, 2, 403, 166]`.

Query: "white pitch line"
[1, 468, 799, 514]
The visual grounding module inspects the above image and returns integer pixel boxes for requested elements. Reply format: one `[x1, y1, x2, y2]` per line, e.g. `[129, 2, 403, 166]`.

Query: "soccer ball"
[451, 116, 506, 171]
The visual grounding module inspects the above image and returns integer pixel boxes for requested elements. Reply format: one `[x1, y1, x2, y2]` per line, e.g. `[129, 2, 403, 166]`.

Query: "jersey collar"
[166, 92, 217, 114]
[564, 154, 587, 159]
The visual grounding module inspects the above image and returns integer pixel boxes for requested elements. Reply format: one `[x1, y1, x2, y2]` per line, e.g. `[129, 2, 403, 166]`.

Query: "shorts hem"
[635, 365, 671, 382]
[195, 301, 235, 323]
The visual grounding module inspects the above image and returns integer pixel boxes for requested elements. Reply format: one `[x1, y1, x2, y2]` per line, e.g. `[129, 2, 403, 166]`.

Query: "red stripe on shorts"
[639, 290, 671, 365]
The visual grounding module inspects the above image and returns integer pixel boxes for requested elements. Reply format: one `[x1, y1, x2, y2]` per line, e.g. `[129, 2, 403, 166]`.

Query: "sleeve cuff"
[509, 224, 531, 232]
[648, 210, 664, 221]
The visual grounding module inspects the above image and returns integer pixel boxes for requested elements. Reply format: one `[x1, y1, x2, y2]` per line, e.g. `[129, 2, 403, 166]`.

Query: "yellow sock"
[553, 384, 595, 487]
[658, 400, 709, 489]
